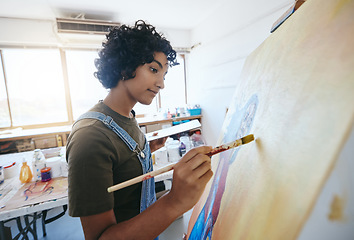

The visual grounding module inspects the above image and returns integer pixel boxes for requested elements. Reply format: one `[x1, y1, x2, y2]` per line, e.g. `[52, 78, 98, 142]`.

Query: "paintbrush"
[107, 134, 255, 193]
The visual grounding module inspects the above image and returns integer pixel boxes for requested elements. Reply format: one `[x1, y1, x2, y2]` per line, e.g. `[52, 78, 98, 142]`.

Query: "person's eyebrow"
[152, 59, 168, 69]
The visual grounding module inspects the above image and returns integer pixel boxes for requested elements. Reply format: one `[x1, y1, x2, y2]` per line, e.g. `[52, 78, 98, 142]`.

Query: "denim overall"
[75, 111, 157, 214]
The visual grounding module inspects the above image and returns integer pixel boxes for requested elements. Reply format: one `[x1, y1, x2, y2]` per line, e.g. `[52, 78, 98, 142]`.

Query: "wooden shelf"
[0, 115, 202, 153]
[0, 126, 71, 142]
[137, 115, 202, 126]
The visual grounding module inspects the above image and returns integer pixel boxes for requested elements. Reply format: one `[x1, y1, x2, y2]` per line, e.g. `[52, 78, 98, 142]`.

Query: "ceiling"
[0, 0, 225, 30]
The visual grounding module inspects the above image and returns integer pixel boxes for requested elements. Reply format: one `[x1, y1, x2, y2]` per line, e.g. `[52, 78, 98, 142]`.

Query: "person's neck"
[103, 88, 135, 118]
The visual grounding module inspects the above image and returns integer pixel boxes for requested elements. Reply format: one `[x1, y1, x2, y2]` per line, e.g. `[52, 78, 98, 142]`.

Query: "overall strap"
[76, 111, 156, 231]
[75, 111, 138, 152]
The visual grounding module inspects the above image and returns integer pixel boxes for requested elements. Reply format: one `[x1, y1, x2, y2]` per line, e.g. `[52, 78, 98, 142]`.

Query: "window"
[1, 49, 67, 127]
[160, 54, 186, 109]
[0, 48, 187, 130]
[0, 52, 11, 128]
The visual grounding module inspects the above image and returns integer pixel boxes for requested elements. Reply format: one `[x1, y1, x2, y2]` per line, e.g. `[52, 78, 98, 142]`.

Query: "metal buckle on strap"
[133, 146, 145, 158]
[103, 116, 113, 126]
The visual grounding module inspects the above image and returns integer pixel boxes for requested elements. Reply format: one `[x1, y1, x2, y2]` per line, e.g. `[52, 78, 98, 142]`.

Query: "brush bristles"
[241, 134, 255, 144]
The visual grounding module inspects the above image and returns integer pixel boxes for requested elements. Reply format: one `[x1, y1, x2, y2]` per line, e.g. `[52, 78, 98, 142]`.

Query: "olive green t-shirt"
[66, 101, 146, 223]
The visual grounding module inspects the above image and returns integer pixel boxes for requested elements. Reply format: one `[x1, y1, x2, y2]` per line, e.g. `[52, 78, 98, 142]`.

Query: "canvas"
[187, 0, 354, 239]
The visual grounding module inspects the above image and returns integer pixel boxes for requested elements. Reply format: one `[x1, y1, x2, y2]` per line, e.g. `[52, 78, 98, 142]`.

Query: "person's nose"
[156, 75, 165, 90]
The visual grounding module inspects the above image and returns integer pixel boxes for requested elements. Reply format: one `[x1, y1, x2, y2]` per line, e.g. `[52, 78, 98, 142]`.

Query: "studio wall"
[187, 0, 294, 146]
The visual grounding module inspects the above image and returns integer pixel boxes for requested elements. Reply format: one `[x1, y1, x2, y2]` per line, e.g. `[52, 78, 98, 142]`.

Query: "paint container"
[60, 158, 68, 177]
[190, 132, 205, 147]
[166, 140, 180, 163]
[179, 142, 186, 156]
[180, 136, 192, 152]
[3, 162, 19, 179]
[167, 145, 180, 163]
[155, 147, 168, 165]
[0, 166, 4, 184]
[40, 167, 52, 182]
[45, 157, 62, 178]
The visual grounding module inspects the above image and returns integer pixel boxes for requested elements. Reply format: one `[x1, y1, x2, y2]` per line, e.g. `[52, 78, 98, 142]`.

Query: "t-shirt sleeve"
[66, 124, 115, 217]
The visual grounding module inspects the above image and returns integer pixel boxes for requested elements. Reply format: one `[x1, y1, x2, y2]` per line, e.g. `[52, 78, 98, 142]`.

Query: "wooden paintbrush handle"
[107, 135, 254, 193]
[107, 163, 176, 193]
[206, 139, 243, 157]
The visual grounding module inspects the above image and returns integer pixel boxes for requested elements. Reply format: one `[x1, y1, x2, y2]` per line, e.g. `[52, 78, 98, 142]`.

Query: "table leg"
[15, 217, 28, 240]
[24, 215, 37, 240]
[0, 221, 6, 240]
[42, 210, 47, 237]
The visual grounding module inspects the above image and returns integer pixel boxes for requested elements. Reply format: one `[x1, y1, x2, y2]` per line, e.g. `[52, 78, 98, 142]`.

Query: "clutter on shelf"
[152, 130, 205, 166]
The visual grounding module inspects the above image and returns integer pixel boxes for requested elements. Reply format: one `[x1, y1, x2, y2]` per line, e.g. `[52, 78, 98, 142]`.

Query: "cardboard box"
[33, 136, 58, 149]
[16, 139, 35, 152]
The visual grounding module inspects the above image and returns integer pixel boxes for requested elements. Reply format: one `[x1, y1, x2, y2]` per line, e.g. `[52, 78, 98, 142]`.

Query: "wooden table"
[0, 177, 68, 240]
[0, 149, 173, 240]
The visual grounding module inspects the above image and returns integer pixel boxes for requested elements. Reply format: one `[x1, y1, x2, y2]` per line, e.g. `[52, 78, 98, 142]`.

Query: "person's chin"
[139, 98, 154, 105]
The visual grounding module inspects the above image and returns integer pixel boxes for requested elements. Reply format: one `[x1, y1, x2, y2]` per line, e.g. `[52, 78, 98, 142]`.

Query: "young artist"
[66, 20, 213, 240]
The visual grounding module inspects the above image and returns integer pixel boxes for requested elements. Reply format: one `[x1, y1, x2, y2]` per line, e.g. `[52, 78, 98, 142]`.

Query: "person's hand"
[149, 133, 167, 153]
[167, 146, 213, 213]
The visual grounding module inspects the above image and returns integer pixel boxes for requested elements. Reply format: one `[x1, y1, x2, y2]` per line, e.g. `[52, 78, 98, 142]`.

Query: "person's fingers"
[198, 169, 213, 185]
[178, 146, 212, 164]
[185, 153, 211, 171]
[190, 158, 212, 179]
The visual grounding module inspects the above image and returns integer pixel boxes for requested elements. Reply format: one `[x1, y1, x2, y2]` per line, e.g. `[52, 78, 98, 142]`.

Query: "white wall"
[0, 18, 60, 47]
[0, 17, 191, 49]
[187, 0, 293, 146]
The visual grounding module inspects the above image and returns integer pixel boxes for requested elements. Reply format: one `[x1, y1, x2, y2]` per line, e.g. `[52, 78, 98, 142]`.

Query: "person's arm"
[148, 134, 167, 153]
[80, 146, 213, 240]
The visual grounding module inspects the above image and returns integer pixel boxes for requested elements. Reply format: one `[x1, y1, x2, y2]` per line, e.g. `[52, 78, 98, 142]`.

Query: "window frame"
[0, 47, 187, 131]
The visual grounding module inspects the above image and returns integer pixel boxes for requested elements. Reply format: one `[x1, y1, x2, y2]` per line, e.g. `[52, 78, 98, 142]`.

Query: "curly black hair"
[94, 20, 178, 89]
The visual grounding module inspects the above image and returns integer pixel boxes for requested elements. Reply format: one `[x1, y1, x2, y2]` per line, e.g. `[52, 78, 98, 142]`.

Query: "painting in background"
[187, 0, 354, 239]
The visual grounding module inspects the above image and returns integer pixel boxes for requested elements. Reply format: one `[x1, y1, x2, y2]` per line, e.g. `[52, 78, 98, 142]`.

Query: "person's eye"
[150, 67, 158, 73]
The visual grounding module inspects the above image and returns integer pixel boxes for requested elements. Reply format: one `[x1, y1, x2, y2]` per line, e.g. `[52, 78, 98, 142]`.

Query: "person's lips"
[148, 89, 159, 95]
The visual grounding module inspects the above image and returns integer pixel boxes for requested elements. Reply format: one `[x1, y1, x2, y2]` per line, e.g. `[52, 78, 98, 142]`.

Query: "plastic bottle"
[32, 149, 46, 181]
[179, 142, 186, 157]
[180, 135, 191, 152]
[19, 159, 33, 183]
[190, 131, 205, 147]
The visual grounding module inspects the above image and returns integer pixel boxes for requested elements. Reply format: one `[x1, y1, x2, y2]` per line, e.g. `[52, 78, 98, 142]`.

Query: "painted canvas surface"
[187, 0, 354, 239]
[1, 177, 68, 211]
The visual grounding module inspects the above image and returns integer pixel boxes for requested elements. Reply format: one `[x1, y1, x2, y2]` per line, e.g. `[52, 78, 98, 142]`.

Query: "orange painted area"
[328, 195, 346, 221]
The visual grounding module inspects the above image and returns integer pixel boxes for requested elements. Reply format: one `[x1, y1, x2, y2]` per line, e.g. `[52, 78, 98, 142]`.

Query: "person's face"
[122, 52, 168, 105]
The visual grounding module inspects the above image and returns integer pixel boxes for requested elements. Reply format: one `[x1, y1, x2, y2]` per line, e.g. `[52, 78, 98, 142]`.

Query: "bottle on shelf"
[190, 131, 205, 147]
[179, 142, 186, 157]
[180, 134, 192, 153]
[166, 139, 180, 163]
